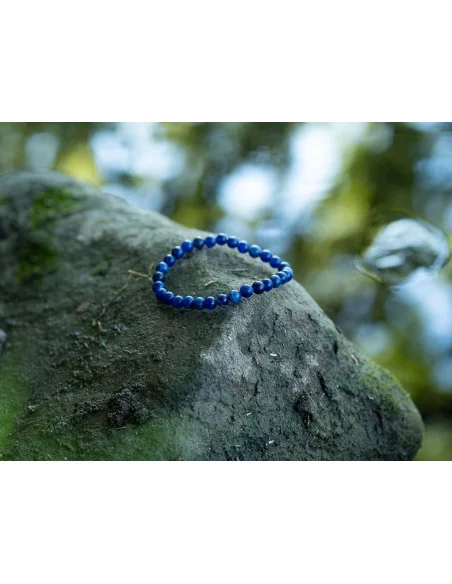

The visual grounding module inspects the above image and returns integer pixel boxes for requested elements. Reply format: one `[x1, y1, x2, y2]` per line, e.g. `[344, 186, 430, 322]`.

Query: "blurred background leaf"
[1, 121, 451, 459]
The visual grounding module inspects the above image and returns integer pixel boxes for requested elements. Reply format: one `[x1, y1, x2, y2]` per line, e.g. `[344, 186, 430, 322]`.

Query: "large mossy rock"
[0, 171, 423, 460]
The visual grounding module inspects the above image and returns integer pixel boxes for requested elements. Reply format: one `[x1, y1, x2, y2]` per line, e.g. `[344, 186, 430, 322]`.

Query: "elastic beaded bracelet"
[152, 234, 293, 311]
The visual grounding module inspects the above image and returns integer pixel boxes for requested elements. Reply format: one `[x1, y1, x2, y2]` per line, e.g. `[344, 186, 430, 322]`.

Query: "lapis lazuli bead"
[193, 237, 205, 249]
[240, 284, 254, 298]
[156, 262, 169, 274]
[156, 288, 167, 301]
[216, 233, 228, 245]
[252, 281, 265, 295]
[163, 291, 174, 304]
[153, 271, 165, 282]
[217, 294, 229, 306]
[248, 245, 261, 258]
[172, 246, 184, 259]
[194, 297, 204, 310]
[282, 266, 293, 274]
[278, 270, 289, 284]
[227, 236, 239, 248]
[271, 275, 282, 288]
[152, 281, 165, 293]
[238, 241, 249, 253]
[262, 278, 273, 292]
[181, 240, 194, 253]
[270, 255, 281, 268]
[205, 236, 216, 248]
[172, 295, 184, 309]
[203, 296, 217, 310]
[229, 290, 241, 304]
[284, 270, 293, 282]
[279, 261, 291, 270]
[260, 249, 272, 262]
[164, 254, 176, 267]
[182, 295, 194, 309]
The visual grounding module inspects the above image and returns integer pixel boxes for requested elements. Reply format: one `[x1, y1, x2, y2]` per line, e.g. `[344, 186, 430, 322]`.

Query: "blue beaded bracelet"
[152, 234, 294, 311]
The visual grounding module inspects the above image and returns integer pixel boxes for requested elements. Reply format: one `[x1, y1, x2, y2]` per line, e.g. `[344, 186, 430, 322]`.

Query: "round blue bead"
[271, 275, 282, 288]
[252, 281, 265, 295]
[152, 281, 165, 293]
[181, 240, 194, 253]
[156, 287, 167, 301]
[172, 246, 184, 259]
[238, 241, 249, 253]
[227, 236, 239, 248]
[282, 266, 293, 274]
[203, 296, 218, 310]
[260, 249, 272, 262]
[163, 291, 174, 304]
[240, 284, 254, 298]
[270, 255, 282, 268]
[205, 236, 216, 248]
[279, 261, 291, 270]
[182, 295, 194, 309]
[284, 270, 293, 282]
[229, 290, 241, 304]
[153, 271, 165, 282]
[216, 233, 228, 245]
[172, 295, 184, 309]
[278, 270, 289, 284]
[217, 294, 229, 306]
[156, 262, 169, 274]
[248, 245, 261, 258]
[262, 278, 273, 292]
[164, 254, 176, 267]
[194, 297, 204, 310]
[193, 237, 205, 249]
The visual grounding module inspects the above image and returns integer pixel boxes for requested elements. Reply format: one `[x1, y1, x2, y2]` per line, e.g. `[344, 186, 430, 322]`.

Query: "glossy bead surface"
[172, 295, 184, 309]
[164, 254, 176, 267]
[279, 261, 291, 270]
[153, 271, 165, 282]
[181, 240, 194, 253]
[240, 284, 254, 298]
[284, 270, 293, 282]
[278, 270, 289, 284]
[216, 233, 228, 245]
[262, 278, 273, 292]
[238, 241, 249, 253]
[182, 295, 194, 309]
[193, 237, 205, 249]
[203, 296, 217, 310]
[282, 266, 293, 274]
[152, 281, 165, 293]
[229, 290, 241, 304]
[260, 249, 272, 262]
[163, 291, 174, 304]
[205, 236, 216, 248]
[248, 245, 261, 258]
[172, 246, 183, 259]
[271, 274, 282, 288]
[156, 262, 169, 274]
[194, 297, 204, 310]
[217, 294, 229, 306]
[270, 255, 282, 268]
[156, 288, 167, 301]
[252, 281, 265, 294]
[227, 236, 239, 248]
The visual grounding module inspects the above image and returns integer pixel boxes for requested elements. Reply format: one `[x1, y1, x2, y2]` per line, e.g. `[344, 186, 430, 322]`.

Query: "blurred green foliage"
[1, 121, 451, 459]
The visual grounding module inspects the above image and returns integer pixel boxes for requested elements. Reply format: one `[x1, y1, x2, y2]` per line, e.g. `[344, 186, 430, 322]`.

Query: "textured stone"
[0, 171, 423, 460]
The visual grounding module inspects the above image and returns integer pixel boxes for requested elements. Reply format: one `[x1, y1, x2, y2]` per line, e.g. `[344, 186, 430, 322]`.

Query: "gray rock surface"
[0, 171, 423, 460]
